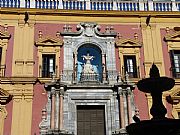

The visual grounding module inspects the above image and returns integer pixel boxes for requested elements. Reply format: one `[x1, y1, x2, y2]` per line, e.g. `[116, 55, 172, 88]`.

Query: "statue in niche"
[82, 52, 96, 74]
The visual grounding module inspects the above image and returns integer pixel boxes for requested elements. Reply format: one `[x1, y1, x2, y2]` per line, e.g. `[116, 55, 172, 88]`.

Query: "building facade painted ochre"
[1, 7, 180, 135]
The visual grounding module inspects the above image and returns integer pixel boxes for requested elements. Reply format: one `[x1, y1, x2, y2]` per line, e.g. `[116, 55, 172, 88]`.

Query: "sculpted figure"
[82, 53, 95, 74]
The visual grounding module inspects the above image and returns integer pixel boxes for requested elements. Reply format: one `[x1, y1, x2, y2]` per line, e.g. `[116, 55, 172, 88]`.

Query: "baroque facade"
[1, 1, 180, 135]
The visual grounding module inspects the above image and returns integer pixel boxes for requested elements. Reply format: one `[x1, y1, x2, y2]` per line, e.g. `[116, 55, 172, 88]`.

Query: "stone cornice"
[0, 77, 37, 84]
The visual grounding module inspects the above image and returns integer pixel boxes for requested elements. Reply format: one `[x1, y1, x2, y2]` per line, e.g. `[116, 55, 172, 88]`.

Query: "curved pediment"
[35, 37, 63, 46]
[116, 38, 142, 48]
[164, 31, 180, 42]
[0, 30, 11, 39]
[171, 88, 180, 97]
[0, 88, 12, 105]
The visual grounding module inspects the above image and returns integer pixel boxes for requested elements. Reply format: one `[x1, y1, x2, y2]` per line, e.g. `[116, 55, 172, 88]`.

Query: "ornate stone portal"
[39, 22, 136, 135]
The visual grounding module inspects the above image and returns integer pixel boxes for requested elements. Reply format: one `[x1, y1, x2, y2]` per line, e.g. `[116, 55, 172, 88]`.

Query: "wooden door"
[77, 105, 105, 135]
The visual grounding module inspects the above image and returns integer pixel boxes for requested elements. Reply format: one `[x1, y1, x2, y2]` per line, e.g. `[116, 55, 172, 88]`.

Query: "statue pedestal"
[80, 72, 99, 84]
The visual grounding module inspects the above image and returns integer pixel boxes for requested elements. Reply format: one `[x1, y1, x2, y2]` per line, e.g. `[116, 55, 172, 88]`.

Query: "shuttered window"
[123, 55, 138, 78]
[42, 54, 55, 78]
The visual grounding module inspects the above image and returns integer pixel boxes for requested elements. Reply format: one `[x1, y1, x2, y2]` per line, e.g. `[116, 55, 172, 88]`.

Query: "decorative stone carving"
[82, 52, 95, 74]
[164, 31, 180, 42]
[0, 30, 11, 40]
[0, 88, 13, 105]
[82, 22, 95, 37]
[61, 22, 116, 37]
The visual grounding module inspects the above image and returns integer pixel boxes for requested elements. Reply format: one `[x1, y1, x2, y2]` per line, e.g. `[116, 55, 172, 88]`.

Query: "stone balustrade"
[1, 0, 180, 11]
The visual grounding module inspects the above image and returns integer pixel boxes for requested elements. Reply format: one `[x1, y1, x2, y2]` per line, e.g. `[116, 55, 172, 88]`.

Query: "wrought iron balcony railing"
[121, 66, 140, 78]
[0, 65, 6, 77]
[39, 65, 58, 78]
[1, 0, 180, 12]
[59, 70, 118, 83]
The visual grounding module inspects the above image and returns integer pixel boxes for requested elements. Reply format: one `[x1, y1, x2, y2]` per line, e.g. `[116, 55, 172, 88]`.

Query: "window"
[42, 54, 55, 78]
[170, 50, 180, 78]
[123, 55, 138, 78]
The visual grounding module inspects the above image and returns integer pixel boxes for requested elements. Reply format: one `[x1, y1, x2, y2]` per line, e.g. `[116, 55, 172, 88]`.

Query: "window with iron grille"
[123, 55, 138, 78]
[42, 54, 55, 78]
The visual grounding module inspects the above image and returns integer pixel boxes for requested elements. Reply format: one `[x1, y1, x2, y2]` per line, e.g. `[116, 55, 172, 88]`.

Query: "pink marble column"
[127, 92, 132, 124]
[51, 92, 56, 129]
[119, 88, 125, 128]
[59, 87, 64, 130]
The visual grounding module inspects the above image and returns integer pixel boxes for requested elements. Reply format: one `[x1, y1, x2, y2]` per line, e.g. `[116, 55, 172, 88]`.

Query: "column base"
[44, 129, 74, 135]
[112, 128, 128, 135]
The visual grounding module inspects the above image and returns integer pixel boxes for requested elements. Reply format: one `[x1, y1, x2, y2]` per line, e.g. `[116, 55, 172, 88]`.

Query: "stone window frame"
[164, 31, 180, 71]
[0, 30, 11, 76]
[164, 30, 180, 119]
[35, 36, 63, 78]
[116, 38, 142, 78]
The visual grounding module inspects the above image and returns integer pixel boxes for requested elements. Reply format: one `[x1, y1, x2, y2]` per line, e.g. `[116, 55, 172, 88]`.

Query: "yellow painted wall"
[1, 8, 180, 134]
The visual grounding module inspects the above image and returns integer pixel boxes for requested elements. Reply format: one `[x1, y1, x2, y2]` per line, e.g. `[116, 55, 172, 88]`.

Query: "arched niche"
[76, 43, 103, 81]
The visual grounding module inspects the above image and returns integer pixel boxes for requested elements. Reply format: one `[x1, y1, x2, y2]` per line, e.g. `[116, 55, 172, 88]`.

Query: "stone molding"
[35, 35, 63, 78]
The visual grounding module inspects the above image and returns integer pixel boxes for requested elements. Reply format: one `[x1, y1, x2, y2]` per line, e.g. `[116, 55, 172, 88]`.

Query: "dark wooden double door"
[77, 105, 106, 135]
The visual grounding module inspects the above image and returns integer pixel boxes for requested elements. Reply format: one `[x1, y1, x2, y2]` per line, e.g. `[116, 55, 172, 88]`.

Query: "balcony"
[1, 0, 180, 11]
[0, 65, 6, 77]
[58, 70, 117, 84]
[39, 65, 58, 78]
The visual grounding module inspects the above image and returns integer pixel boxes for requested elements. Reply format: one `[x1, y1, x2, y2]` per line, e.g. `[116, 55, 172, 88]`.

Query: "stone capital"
[0, 106, 7, 118]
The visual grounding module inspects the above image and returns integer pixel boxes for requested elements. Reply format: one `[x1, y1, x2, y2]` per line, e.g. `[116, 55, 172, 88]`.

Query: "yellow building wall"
[1, 8, 180, 134]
